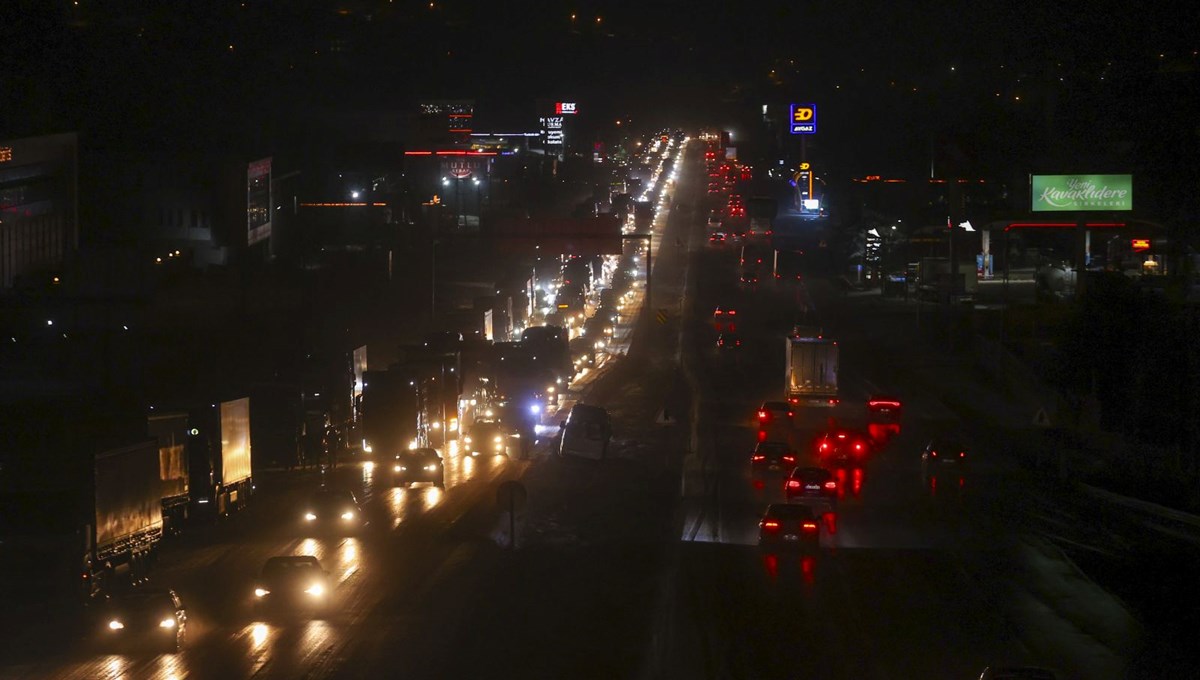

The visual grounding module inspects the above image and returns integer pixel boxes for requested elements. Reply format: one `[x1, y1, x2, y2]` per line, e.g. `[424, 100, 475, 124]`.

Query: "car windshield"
[263, 558, 320, 578]
[766, 505, 815, 520]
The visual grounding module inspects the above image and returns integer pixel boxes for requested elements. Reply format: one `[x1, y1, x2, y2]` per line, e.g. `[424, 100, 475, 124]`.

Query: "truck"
[360, 367, 421, 457]
[785, 334, 839, 406]
[189, 397, 253, 517]
[147, 411, 190, 535]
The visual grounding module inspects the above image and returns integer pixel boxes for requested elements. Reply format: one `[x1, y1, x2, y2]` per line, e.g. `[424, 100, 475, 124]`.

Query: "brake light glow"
[751, 454, 765, 461]
[802, 521, 818, 532]
[823, 480, 836, 490]
[786, 480, 801, 489]
[758, 410, 768, 420]
[959, 451, 965, 458]
[836, 433, 846, 439]
[762, 520, 780, 530]
[869, 399, 902, 409]
[782, 455, 795, 464]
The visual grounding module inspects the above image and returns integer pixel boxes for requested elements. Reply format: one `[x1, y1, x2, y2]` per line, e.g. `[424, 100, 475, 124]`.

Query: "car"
[712, 306, 738, 332]
[716, 333, 742, 350]
[301, 488, 363, 531]
[922, 437, 968, 465]
[757, 503, 820, 550]
[96, 588, 187, 653]
[464, 421, 509, 456]
[867, 395, 903, 419]
[708, 231, 727, 246]
[784, 466, 838, 502]
[253, 555, 331, 615]
[392, 447, 445, 487]
[738, 271, 759, 289]
[756, 400, 793, 425]
[750, 441, 797, 471]
[814, 429, 872, 463]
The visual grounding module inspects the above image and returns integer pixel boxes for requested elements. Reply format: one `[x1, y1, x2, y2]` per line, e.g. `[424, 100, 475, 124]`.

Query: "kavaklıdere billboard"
[247, 158, 272, 246]
[1031, 174, 1132, 212]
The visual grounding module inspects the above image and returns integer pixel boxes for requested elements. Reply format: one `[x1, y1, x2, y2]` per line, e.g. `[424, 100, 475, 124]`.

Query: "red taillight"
[820, 442, 829, 451]
[788, 397, 798, 404]
[786, 480, 801, 489]
[931, 450, 938, 457]
[782, 455, 795, 464]
[762, 520, 780, 530]
[854, 442, 863, 452]
[751, 454, 765, 461]
[757, 410, 768, 420]
[959, 451, 965, 458]
[787, 411, 794, 418]
[728, 310, 737, 315]
[802, 521, 818, 532]
[823, 480, 837, 490]
[836, 433, 846, 439]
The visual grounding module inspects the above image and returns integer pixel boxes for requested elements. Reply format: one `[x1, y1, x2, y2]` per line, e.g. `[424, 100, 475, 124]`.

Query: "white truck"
[785, 334, 839, 406]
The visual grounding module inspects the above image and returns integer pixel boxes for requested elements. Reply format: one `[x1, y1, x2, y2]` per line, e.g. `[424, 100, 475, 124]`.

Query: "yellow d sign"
[793, 107, 814, 122]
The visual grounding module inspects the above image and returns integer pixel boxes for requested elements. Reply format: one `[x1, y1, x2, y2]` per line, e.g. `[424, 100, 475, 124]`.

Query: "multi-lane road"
[3, 138, 1198, 679]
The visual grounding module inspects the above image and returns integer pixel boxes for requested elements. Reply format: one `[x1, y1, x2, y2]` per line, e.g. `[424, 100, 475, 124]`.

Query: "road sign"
[1033, 408, 1052, 428]
[656, 309, 668, 324]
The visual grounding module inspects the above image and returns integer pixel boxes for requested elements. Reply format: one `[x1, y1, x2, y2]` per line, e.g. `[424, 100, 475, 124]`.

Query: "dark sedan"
[392, 447, 445, 488]
[253, 555, 331, 616]
[758, 504, 820, 551]
[96, 588, 187, 653]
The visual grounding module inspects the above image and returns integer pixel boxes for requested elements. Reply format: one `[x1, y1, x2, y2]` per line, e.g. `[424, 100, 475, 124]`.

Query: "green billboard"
[1031, 174, 1133, 212]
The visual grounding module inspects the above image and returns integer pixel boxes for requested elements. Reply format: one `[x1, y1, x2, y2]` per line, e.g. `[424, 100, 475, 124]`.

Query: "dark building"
[0, 133, 78, 292]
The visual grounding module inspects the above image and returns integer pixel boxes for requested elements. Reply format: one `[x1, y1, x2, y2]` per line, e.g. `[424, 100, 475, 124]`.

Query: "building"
[0, 133, 78, 292]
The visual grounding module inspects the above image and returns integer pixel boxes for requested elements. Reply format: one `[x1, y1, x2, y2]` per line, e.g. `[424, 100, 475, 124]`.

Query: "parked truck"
[189, 397, 253, 517]
[785, 334, 839, 406]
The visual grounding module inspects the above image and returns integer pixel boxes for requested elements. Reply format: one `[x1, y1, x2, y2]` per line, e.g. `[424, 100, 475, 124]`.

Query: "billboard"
[247, 158, 272, 246]
[540, 116, 565, 147]
[220, 398, 252, 486]
[1031, 174, 1132, 212]
[788, 103, 817, 135]
[555, 102, 578, 115]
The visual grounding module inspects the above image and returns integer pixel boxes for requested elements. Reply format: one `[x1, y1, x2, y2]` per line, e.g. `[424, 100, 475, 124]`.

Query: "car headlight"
[530, 404, 542, 415]
[108, 619, 124, 630]
[394, 465, 402, 473]
[254, 588, 269, 598]
[304, 512, 317, 521]
[341, 511, 355, 520]
[305, 583, 325, 597]
[159, 618, 176, 629]
[424, 464, 438, 472]
[463, 436, 472, 444]
[493, 436, 503, 443]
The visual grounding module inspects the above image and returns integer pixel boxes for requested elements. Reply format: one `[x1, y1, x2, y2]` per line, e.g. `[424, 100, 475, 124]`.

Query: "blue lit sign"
[789, 103, 817, 135]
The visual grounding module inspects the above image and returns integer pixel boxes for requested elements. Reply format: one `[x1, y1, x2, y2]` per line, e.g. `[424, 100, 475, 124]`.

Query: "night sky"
[3, 1, 1197, 213]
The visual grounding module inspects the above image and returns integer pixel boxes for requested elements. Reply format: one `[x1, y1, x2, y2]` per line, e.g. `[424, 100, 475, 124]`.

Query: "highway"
[2, 137, 1197, 680]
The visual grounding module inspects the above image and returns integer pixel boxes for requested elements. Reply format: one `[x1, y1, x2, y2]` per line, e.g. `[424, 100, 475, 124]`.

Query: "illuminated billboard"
[555, 102, 578, 115]
[788, 103, 817, 135]
[247, 157, 272, 246]
[1031, 174, 1132, 212]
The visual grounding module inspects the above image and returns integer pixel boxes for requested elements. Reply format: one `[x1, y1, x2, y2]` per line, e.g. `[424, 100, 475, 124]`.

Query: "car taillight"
[757, 410, 768, 420]
[787, 411, 794, 418]
[820, 442, 829, 451]
[786, 480, 800, 489]
[931, 450, 938, 457]
[782, 455, 795, 464]
[959, 451, 965, 458]
[802, 521, 818, 532]
[854, 442, 863, 452]
[823, 480, 837, 490]
[751, 455, 765, 461]
[762, 520, 780, 530]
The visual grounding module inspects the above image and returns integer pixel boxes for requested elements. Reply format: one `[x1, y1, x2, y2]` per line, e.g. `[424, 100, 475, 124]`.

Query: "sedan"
[392, 447, 445, 488]
[814, 429, 872, 463]
[923, 437, 968, 465]
[96, 588, 187, 653]
[758, 503, 820, 551]
[301, 488, 363, 531]
[750, 441, 797, 471]
[784, 466, 838, 502]
[756, 400, 793, 425]
[253, 555, 331, 616]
